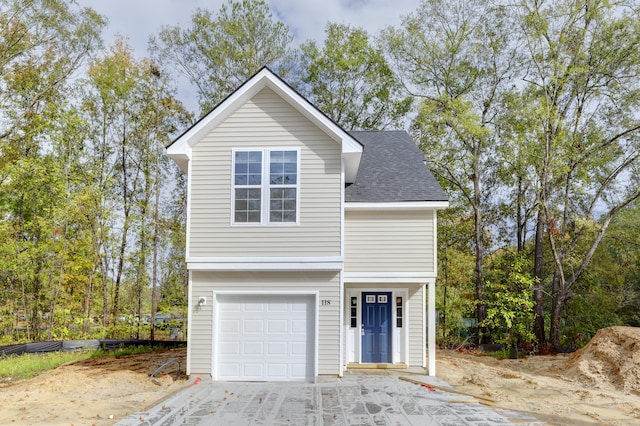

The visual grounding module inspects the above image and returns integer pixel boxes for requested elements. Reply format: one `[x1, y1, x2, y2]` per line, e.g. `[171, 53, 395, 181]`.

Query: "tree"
[482, 251, 536, 352]
[151, 0, 296, 115]
[383, 0, 521, 341]
[298, 23, 411, 130]
[81, 39, 188, 327]
[518, 0, 640, 347]
[0, 0, 104, 339]
[0, 0, 104, 153]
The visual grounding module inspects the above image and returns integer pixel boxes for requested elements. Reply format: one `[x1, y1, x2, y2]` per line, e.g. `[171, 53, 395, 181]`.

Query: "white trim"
[188, 261, 342, 271]
[344, 272, 437, 282]
[231, 147, 301, 226]
[339, 162, 345, 376]
[211, 290, 319, 381]
[433, 210, 439, 276]
[187, 256, 343, 263]
[345, 287, 409, 365]
[186, 270, 193, 376]
[185, 155, 192, 260]
[345, 201, 449, 210]
[187, 256, 343, 271]
[339, 271, 344, 376]
[427, 280, 436, 376]
[167, 68, 363, 181]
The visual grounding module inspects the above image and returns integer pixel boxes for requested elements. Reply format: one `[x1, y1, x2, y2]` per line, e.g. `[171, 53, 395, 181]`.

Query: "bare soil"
[0, 348, 188, 425]
[1, 326, 639, 425]
[437, 326, 640, 425]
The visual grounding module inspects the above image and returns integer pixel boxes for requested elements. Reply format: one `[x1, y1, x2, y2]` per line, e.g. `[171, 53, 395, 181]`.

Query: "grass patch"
[0, 351, 92, 383]
[484, 349, 510, 359]
[0, 344, 179, 384]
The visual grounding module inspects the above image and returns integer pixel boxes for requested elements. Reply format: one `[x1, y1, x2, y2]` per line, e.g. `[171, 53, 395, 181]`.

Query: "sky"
[77, 0, 422, 55]
[75, 0, 422, 113]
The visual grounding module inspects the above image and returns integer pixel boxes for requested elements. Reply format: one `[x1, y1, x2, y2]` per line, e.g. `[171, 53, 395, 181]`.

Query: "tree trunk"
[549, 270, 565, 349]
[533, 208, 546, 346]
[473, 179, 486, 342]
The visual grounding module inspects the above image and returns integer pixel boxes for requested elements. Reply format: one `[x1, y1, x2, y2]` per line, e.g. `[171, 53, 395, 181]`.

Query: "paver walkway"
[117, 375, 544, 425]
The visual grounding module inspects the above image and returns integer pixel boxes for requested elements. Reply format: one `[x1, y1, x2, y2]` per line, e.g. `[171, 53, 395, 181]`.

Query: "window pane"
[235, 151, 262, 186]
[270, 150, 297, 185]
[270, 188, 296, 222]
[248, 151, 262, 162]
[283, 151, 297, 162]
[235, 188, 261, 222]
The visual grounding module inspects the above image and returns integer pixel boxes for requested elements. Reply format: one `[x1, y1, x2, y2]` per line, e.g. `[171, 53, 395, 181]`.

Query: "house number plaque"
[321, 299, 332, 306]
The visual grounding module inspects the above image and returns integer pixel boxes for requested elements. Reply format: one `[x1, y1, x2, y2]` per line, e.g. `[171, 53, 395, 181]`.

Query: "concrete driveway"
[116, 373, 544, 425]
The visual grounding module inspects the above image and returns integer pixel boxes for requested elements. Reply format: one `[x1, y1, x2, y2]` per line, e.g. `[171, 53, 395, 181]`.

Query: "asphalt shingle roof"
[346, 131, 448, 203]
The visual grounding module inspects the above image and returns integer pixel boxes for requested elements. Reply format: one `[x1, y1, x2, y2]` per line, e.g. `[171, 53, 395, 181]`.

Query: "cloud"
[76, 0, 421, 114]
[79, 0, 419, 52]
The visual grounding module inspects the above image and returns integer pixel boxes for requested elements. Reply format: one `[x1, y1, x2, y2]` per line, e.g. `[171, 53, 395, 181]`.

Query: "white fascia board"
[344, 272, 437, 282]
[187, 256, 344, 271]
[345, 201, 449, 211]
[166, 68, 363, 178]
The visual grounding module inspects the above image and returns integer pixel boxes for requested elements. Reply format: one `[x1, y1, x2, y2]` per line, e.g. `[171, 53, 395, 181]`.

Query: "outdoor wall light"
[198, 296, 206, 306]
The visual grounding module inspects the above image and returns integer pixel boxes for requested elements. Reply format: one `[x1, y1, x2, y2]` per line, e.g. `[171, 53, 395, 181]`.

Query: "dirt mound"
[565, 326, 640, 393]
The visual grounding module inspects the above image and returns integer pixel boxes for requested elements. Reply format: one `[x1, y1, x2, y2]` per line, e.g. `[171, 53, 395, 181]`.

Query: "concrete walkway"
[117, 374, 544, 426]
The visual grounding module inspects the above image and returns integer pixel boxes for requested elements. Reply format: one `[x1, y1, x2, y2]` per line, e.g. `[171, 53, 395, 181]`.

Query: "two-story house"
[167, 68, 448, 382]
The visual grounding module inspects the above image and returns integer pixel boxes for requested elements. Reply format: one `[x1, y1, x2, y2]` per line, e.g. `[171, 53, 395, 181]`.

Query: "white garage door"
[216, 294, 315, 381]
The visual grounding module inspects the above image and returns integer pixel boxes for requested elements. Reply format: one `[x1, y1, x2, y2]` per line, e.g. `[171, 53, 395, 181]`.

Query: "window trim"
[231, 147, 300, 226]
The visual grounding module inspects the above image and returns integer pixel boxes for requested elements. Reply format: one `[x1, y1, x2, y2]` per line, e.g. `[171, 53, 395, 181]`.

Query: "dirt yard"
[0, 326, 639, 425]
[437, 326, 640, 425]
[0, 348, 188, 425]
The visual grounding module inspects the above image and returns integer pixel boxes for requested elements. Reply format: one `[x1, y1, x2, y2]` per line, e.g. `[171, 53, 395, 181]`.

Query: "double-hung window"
[233, 148, 299, 224]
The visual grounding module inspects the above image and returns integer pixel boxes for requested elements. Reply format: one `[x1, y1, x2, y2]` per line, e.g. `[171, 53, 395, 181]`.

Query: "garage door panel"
[267, 364, 287, 378]
[216, 294, 315, 381]
[291, 364, 307, 378]
[291, 341, 307, 355]
[219, 341, 240, 355]
[267, 341, 288, 355]
[220, 319, 240, 333]
[244, 319, 264, 333]
[220, 303, 241, 313]
[268, 303, 288, 312]
[268, 319, 288, 333]
[219, 363, 240, 377]
[291, 319, 307, 333]
[244, 303, 265, 312]
[244, 341, 264, 355]
[243, 364, 264, 378]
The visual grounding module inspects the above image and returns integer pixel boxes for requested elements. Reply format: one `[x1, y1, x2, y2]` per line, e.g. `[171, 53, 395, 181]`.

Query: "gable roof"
[346, 131, 448, 203]
[166, 67, 363, 182]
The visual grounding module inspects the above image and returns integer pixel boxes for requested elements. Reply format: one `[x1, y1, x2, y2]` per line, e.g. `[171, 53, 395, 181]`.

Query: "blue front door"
[362, 292, 391, 363]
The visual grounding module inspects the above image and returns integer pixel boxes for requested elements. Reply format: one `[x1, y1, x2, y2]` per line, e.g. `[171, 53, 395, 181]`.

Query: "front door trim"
[344, 287, 408, 365]
[361, 291, 392, 363]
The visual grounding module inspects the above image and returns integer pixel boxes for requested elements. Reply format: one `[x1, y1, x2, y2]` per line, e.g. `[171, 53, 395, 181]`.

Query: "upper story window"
[233, 148, 299, 225]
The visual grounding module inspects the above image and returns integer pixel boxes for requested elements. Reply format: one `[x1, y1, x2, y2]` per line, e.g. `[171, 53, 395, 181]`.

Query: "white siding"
[345, 210, 435, 273]
[190, 271, 340, 376]
[407, 284, 425, 367]
[189, 88, 342, 258]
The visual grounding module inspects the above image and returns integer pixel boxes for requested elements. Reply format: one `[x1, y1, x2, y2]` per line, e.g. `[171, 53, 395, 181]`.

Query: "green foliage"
[0, 351, 92, 382]
[481, 252, 536, 346]
[151, 0, 296, 114]
[436, 208, 477, 347]
[298, 23, 411, 130]
[0, 345, 182, 383]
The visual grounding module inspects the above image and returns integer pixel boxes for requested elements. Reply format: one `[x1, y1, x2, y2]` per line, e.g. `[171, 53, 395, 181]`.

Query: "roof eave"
[166, 68, 362, 178]
[345, 201, 450, 210]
